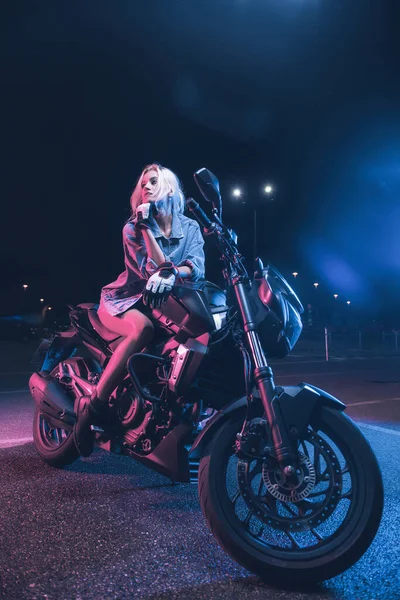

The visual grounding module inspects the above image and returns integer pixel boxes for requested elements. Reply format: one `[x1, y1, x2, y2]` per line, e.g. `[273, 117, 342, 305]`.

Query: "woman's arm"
[177, 266, 192, 279]
[141, 228, 165, 267]
[142, 228, 192, 279]
[176, 222, 205, 281]
[141, 227, 196, 279]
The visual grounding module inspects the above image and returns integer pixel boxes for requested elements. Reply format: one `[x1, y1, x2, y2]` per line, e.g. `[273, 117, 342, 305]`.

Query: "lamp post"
[231, 182, 275, 262]
[21, 283, 29, 312]
[253, 184, 274, 262]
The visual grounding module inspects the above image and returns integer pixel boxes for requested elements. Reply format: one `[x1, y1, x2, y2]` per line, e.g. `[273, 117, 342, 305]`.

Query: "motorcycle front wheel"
[198, 406, 383, 584]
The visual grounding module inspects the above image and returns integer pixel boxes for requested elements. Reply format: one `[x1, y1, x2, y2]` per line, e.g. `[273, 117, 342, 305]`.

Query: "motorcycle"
[29, 168, 383, 585]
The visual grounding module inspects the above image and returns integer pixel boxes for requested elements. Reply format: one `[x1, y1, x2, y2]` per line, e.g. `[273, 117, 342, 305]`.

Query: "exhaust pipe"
[29, 371, 76, 428]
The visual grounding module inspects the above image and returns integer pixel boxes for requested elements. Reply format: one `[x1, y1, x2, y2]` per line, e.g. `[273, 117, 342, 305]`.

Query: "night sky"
[2, 1, 400, 318]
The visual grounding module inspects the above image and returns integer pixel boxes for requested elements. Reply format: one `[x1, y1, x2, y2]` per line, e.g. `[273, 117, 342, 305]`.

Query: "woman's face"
[140, 169, 159, 203]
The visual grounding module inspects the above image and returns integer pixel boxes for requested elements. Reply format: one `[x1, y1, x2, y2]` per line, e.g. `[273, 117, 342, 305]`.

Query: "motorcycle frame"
[186, 203, 344, 469]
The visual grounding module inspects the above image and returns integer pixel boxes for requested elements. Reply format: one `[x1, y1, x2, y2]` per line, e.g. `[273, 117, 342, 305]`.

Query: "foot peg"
[73, 393, 112, 457]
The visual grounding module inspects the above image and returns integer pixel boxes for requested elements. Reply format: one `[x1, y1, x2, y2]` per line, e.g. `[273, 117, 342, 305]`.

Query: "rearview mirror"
[193, 168, 222, 219]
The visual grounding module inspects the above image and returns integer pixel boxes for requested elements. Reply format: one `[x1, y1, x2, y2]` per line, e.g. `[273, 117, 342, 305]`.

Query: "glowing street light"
[22, 284, 28, 290]
[347, 301, 351, 305]
[313, 282, 319, 289]
[264, 184, 273, 194]
[292, 272, 298, 278]
[40, 298, 44, 303]
[333, 294, 338, 299]
[232, 188, 242, 198]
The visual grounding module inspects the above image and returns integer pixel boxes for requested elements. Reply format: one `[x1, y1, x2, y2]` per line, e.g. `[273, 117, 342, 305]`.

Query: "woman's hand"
[134, 203, 153, 229]
[142, 263, 179, 309]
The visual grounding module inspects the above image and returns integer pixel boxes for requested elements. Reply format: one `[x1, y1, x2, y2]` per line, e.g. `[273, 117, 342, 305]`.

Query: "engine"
[116, 386, 154, 449]
[53, 352, 191, 456]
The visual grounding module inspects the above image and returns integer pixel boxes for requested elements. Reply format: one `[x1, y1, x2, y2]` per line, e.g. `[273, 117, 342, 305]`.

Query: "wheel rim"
[220, 418, 364, 558]
[38, 415, 72, 450]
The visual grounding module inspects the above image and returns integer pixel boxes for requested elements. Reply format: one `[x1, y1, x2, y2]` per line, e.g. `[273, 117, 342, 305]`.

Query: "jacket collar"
[150, 211, 184, 240]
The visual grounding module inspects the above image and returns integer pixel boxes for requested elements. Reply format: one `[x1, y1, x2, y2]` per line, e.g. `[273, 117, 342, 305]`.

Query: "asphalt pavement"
[0, 343, 399, 600]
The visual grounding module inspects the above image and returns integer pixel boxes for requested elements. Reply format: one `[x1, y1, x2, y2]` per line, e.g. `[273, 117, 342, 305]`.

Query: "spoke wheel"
[235, 429, 346, 543]
[198, 407, 383, 584]
[38, 416, 72, 449]
[33, 409, 80, 468]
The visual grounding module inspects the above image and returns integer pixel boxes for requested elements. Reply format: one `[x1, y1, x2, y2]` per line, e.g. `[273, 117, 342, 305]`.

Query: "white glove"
[145, 271, 176, 295]
[142, 263, 179, 309]
[136, 203, 152, 221]
[135, 203, 155, 230]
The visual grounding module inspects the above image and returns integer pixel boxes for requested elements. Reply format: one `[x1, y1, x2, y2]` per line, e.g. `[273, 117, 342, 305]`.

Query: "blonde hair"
[129, 163, 185, 218]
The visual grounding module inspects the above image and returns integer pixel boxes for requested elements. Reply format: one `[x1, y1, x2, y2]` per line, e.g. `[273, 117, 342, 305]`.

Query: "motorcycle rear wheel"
[33, 409, 79, 468]
[198, 406, 383, 584]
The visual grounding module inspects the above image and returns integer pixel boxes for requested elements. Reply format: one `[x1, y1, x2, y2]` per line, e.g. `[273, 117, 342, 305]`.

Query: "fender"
[189, 382, 346, 459]
[40, 330, 79, 372]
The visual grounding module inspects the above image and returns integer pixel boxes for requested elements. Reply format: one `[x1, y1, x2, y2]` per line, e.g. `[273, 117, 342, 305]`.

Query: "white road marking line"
[357, 423, 400, 436]
[272, 360, 327, 365]
[0, 389, 29, 395]
[0, 436, 33, 448]
[349, 396, 400, 407]
[276, 372, 347, 378]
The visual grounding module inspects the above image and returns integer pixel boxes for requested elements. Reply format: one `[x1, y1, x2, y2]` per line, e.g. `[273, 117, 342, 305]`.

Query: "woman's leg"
[96, 305, 154, 403]
[74, 304, 154, 457]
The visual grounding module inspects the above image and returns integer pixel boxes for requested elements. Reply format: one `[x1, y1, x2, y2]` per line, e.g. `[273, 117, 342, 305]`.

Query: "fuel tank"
[151, 280, 227, 339]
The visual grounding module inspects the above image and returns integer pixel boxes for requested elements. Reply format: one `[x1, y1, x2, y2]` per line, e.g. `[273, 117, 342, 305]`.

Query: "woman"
[74, 163, 205, 455]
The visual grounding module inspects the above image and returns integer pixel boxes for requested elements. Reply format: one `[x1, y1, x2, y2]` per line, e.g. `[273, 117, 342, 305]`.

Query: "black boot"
[73, 391, 110, 457]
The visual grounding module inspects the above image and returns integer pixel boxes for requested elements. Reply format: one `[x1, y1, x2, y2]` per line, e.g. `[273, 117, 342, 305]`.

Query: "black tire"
[198, 407, 384, 584]
[33, 409, 80, 468]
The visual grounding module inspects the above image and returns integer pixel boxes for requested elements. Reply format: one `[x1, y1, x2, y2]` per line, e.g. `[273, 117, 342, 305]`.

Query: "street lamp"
[334, 294, 338, 299]
[292, 272, 298, 278]
[253, 182, 275, 261]
[22, 284, 28, 290]
[230, 181, 276, 262]
[313, 283, 319, 289]
[40, 298, 44, 303]
[347, 301, 351, 305]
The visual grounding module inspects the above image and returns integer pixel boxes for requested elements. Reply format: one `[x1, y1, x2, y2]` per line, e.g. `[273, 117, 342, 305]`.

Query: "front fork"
[233, 279, 295, 467]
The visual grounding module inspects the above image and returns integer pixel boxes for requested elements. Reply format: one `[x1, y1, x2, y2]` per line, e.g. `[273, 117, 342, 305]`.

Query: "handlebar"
[186, 197, 213, 231]
[186, 196, 249, 280]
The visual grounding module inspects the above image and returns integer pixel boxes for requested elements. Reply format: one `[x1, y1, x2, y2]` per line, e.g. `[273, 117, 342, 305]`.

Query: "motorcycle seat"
[77, 304, 122, 342]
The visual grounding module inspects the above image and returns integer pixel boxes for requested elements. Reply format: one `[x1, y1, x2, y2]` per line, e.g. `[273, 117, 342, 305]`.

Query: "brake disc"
[262, 451, 316, 502]
[236, 430, 343, 532]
